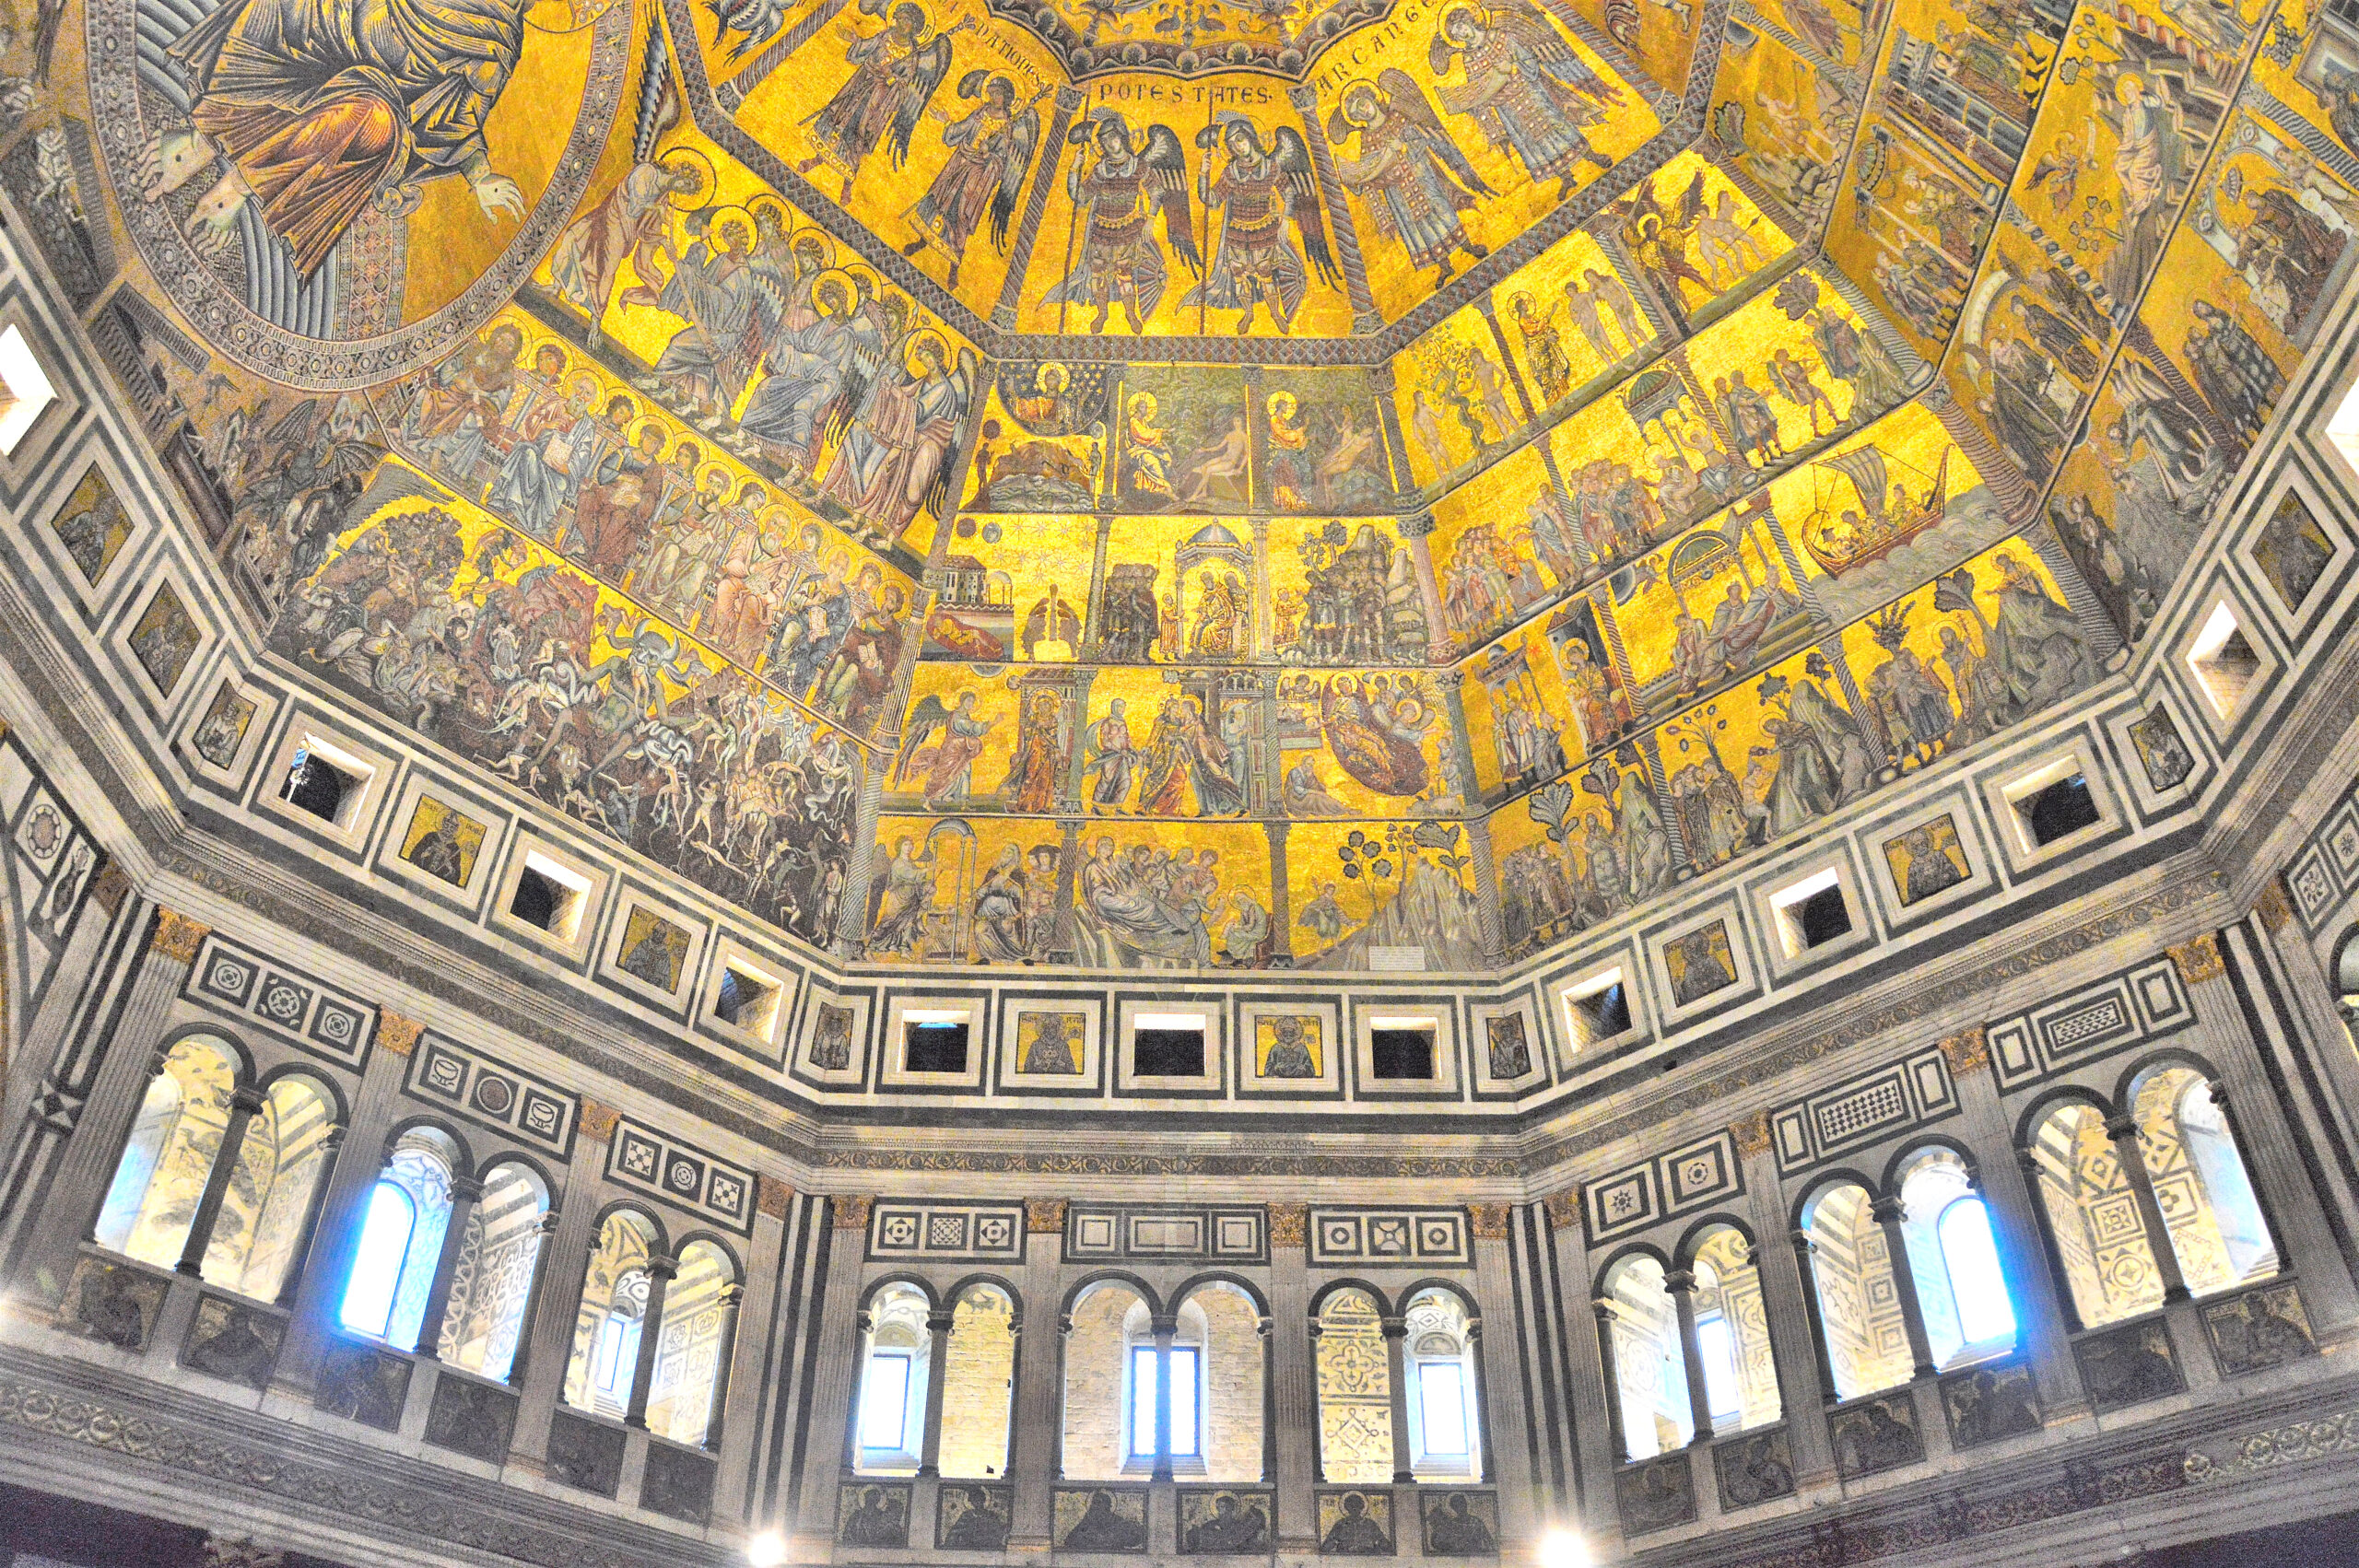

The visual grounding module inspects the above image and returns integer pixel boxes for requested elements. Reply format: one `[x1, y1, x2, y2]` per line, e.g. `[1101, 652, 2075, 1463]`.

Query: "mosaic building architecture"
[4, 0, 2359, 1559]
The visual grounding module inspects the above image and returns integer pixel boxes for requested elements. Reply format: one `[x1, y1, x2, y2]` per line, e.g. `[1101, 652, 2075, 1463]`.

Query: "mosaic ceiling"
[13, 0, 2350, 975]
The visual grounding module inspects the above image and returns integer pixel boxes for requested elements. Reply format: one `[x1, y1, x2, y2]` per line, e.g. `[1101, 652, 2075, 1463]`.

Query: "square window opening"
[904, 1012, 970, 1074]
[2187, 603, 2261, 719]
[1567, 972, 1632, 1048]
[1133, 1017, 1205, 1078]
[1370, 1018, 1437, 1080]
[1771, 870, 1851, 956]
[0, 323, 58, 454]
[716, 964, 780, 1035]
[2017, 774, 2100, 848]
[510, 854, 588, 940]
[279, 742, 365, 827]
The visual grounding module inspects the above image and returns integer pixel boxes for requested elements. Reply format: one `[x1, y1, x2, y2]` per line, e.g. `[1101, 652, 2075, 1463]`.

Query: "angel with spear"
[1180, 114, 1341, 334]
[1042, 110, 1203, 333]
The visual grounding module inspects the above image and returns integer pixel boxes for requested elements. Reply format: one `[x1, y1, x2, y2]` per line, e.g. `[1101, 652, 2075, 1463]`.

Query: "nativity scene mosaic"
[9, 0, 2339, 974]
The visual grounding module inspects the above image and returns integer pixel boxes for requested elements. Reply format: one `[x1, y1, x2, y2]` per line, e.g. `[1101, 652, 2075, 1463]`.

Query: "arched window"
[1060, 1281, 1145, 1480]
[201, 1073, 338, 1301]
[437, 1161, 551, 1381]
[646, 1238, 737, 1447]
[339, 1127, 460, 1347]
[2025, 1101, 2162, 1328]
[856, 1281, 933, 1472]
[1894, 1148, 2015, 1369]
[1800, 1182, 1912, 1400]
[1401, 1289, 1480, 1479]
[2132, 1065, 2279, 1293]
[939, 1284, 1017, 1479]
[1689, 1224, 1780, 1434]
[1121, 1298, 1204, 1470]
[1596, 1254, 1692, 1459]
[564, 1210, 659, 1420]
[93, 1036, 237, 1269]
[1172, 1282, 1263, 1482]
[1314, 1287, 1393, 1484]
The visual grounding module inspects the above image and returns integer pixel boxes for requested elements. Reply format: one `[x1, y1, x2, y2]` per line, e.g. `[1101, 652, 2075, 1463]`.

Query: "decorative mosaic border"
[406, 1034, 579, 1160]
[868, 1200, 1026, 1263]
[1770, 1048, 1957, 1176]
[183, 932, 377, 1071]
[606, 1119, 755, 1236]
[1307, 1208, 1470, 1269]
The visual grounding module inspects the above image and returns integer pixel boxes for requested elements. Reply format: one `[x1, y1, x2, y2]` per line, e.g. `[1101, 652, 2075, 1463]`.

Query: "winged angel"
[1043, 111, 1203, 333]
[1180, 114, 1340, 333]
[795, 0, 973, 205]
[1428, 0, 1621, 200]
[900, 72, 1046, 288]
[1325, 70, 1496, 285]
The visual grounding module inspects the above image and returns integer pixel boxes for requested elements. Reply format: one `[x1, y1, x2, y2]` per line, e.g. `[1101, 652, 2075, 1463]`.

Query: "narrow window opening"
[1567, 975, 1631, 1047]
[509, 855, 586, 939]
[1370, 1021, 1437, 1080]
[1133, 1015, 1206, 1077]
[905, 1013, 970, 1073]
[2187, 603, 2261, 719]
[0, 323, 58, 453]
[1795, 883, 1851, 948]
[280, 747, 354, 824]
[715, 965, 780, 1034]
[2019, 775, 2100, 846]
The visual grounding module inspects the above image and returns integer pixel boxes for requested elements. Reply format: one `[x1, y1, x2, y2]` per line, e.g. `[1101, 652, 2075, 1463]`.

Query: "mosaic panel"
[184, 932, 377, 1070]
[869, 1200, 1027, 1263]
[405, 1034, 578, 1158]
[606, 1120, 757, 1236]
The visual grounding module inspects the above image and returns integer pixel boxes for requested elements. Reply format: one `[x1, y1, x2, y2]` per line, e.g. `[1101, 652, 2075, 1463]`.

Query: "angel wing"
[887, 32, 958, 169]
[897, 694, 953, 771]
[1673, 167, 1708, 229]
[1140, 123, 1204, 275]
[991, 104, 1042, 252]
[1377, 66, 1496, 200]
[1270, 124, 1341, 288]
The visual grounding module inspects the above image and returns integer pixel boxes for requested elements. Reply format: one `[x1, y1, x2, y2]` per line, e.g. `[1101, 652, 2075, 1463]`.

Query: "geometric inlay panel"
[184, 931, 378, 1070]
[1307, 1208, 1468, 1268]
[606, 1118, 756, 1235]
[405, 1033, 577, 1158]
[869, 1200, 1027, 1263]
[1985, 957, 2193, 1091]
[1770, 1047, 1957, 1176]
[1585, 1129, 1743, 1245]
[1068, 1205, 1265, 1263]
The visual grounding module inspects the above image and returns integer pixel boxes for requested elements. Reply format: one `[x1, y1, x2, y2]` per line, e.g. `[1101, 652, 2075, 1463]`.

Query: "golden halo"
[699, 462, 735, 493]
[903, 331, 947, 376]
[1037, 361, 1069, 392]
[705, 204, 757, 252]
[660, 147, 717, 208]
[747, 193, 791, 232]
[809, 268, 858, 315]
[569, 372, 605, 405]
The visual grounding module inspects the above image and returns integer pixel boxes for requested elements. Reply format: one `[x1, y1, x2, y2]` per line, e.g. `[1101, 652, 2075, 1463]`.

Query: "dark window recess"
[1134, 1026, 1205, 1078]
[2021, 775, 2100, 846]
[716, 968, 772, 1028]
[1795, 884, 1851, 948]
[906, 1022, 969, 1073]
[510, 866, 564, 930]
[1573, 982, 1631, 1040]
[280, 750, 351, 823]
[1370, 1028, 1436, 1080]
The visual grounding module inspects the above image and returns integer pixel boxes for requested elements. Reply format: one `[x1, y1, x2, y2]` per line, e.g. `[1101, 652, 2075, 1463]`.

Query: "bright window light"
[1937, 1197, 2017, 1346]
[0, 324, 55, 454]
[1169, 1345, 1201, 1457]
[337, 1180, 417, 1338]
[594, 1309, 641, 1398]
[859, 1350, 913, 1450]
[1418, 1361, 1470, 1456]
[747, 1530, 789, 1567]
[1135, 1012, 1203, 1031]
[1129, 1344, 1159, 1457]
[1696, 1316, 1742, 1420]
